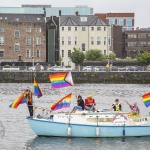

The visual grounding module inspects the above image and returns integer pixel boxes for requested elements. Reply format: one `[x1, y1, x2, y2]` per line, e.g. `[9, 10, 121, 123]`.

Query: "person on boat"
[84, 95, 96, 112]
[112, 99, 122, 111]
[24, 88, 33, 117]
[125, 100, 140, 119]
[71, 95, 84, 113]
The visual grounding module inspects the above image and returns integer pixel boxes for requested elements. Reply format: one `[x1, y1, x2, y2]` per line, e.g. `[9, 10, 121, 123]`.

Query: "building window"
[36, 49, 41, 57]
[104, 27, 106, 31]
[82, 43, 85, 51]
[68, 27, 71, 31]
[104, 37, 106, 45]
[68, 50, 71, 57]
[91, 27, 94, 31]
[127, 42, 136, 47]
[97, 37, 101, 45]
[82, 27, 86, 31]
[62, 50, 64, 57]
[26, 28, 31, 32]
[68, 37, 71, 45]
[14, 29, 20, 39]
[0, 50, 4, 57]
[0, 36, 4, 45]
[26, 37, 32, 45]
[97, 27, 101, 31]
[138, 33, 147, 39]
[128, 34, 137, 38]
[62, 27, 64, 31]
[75, 27, 77, 31]
[126, 18, 132, 27]
[109, 19, 115, 25]
[75, 37, 77, 45]
[36, 38, 42, 45]
[137, 42, 147, 47]
[80, 17, 87, 22]
[14, 43, 20, 51]
[117, 19, 124, 26]
[62, 37, 64, 45]
[0, 28, 5, 32]
[62, 62, 64, 66]
[36, 28, 41, 33]
[91, 37, 94, 45]
[104, 50, 106, 55]
[26, 49, 31, 58]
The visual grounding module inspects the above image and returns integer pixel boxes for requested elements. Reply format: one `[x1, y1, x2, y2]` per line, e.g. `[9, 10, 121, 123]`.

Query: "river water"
[0, 83, 150, 150]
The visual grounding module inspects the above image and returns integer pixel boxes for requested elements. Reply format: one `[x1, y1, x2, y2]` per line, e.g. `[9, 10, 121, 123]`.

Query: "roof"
[60, 15, 106, 26]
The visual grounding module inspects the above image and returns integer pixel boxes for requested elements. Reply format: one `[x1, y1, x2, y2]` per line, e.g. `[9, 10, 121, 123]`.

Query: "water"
[0, 83, 150, 150]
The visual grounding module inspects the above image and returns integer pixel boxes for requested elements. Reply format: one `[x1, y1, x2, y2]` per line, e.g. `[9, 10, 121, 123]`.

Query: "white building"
[59, 15, 111, 67]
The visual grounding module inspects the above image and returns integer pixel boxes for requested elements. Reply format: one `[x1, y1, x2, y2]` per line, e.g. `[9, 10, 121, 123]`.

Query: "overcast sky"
[0, 0, 149, 28]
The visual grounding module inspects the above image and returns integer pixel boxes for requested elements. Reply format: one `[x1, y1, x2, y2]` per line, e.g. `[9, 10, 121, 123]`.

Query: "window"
[62, 37, 64, 45]
[91, 37, 94, 45]
[62, 50, 64, 57]
[82, 43, 85, 51]
[117, 19, 124, 26]
[82, 27, 86, 31]
[0, 36, 4, 45]
[104, 37, 106, 45]
[0, 28, 4, 32]
[14, 29, 20, 39]
[127, 42, 136, 47]
[109, 19, 115, 25]
[126, 18, 132, 27]
[91, 27, 94, 31]
[104, 27, 106, 31]
[97, 37, 101, 45]
[36, 49, 41, 57]
[80, 17, 87, 22]
[0, 49, 4, 57]
[26, 37, 32, 45]
[68, 50, 71, 57]
[104, 50, 106, 55]
[68, 37, 71, 45]
[75, 37, 77, 45]
[26, 28, 31, 32]
[36, 38, 42, 45]
[128, 34, 137, 38]
[68, 27, 71, 31]
[97, 27, 101, 31]
[138, 33, 147, 39]
[75, 27, 77, 31]
[36, 28, 41, 33]
[62, 62, 64, 66]
[14, 43, 20, 51]
[26, 49, 31, 58]
[62, 27, 64, 31]
[137, 42, 147, 47]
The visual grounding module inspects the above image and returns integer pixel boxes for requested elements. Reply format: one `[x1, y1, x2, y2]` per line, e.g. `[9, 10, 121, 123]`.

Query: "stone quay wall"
[0, 71, 150, 84]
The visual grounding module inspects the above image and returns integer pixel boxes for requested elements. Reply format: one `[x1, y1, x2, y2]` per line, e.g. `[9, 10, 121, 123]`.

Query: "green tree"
[108, 52, 116, 60]
[85, 49, 104, 61]
[137, 51, 150, 65]
[70, 48, 85, 71]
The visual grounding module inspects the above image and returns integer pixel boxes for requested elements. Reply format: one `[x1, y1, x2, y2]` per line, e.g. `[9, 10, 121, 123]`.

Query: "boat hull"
[27, 118, 150, 137]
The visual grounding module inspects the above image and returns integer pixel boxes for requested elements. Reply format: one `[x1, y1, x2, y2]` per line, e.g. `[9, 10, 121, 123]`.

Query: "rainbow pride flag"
[49, 72, 74, 89]
[50, 93, 72, 111]
[142, 92, 150, 107]
[34, 78, 43, 98]
[9, 92, 26, 109]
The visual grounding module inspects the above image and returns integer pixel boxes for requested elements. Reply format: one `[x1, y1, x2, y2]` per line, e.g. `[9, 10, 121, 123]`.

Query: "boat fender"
[68, 126, 71, 136]
[96, 127, 99, 136]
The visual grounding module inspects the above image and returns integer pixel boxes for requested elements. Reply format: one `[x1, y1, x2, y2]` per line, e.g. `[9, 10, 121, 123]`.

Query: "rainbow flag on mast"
[142, 92, 150, 107]
[33, 78, 43, 98]
[49, 72, 74, 89]
[50, 93, 72, 111]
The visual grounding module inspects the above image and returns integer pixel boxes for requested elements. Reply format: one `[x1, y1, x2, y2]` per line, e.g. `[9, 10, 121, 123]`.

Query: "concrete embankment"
[0, 71, 150, 84]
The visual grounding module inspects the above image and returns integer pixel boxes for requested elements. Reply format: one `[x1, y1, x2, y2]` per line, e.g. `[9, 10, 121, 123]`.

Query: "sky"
[0, 0, 149, 28]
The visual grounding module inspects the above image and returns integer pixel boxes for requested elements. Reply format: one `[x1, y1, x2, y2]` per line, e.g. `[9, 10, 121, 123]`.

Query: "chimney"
[75, 11, 79, 16]
[59, 10, 61, 16]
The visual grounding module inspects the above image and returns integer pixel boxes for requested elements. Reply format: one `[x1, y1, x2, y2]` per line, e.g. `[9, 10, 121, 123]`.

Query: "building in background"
[95, 13, 134, 31]
[59, 15, 110, 67]
[124, 28, 150, 57]
[0, 14, 46, 62]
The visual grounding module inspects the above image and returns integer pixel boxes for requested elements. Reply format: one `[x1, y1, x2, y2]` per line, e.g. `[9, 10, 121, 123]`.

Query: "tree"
[108, 52, 116, 60]
[137, 51, 150, 65]
[70, 48, 85, 71]
[85, 49, 104, 61]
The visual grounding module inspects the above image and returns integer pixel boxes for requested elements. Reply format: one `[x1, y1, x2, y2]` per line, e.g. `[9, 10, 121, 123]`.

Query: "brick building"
[0, 14, 46, 62]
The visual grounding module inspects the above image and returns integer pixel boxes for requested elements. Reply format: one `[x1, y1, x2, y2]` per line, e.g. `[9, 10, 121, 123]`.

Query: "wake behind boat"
[27, 111, 150, 137]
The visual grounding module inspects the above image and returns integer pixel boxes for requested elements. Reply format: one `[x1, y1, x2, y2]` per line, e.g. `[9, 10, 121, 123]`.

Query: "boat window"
[87, 118, 113, 122]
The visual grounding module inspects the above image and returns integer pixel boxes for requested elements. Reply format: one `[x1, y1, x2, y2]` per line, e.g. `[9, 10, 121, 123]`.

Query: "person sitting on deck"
[112, 99, 122, 111]
[71, 95, 84, 113]
[84, 95, 96, 112]
[125, 100, 140, 119]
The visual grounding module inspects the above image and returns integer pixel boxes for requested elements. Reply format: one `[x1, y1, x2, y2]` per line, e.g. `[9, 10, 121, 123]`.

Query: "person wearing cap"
[71, 95, 84, 113]
[84, 95, 96, 112]
[24, 88, 33, 117]
[112, 99, 122, 111]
